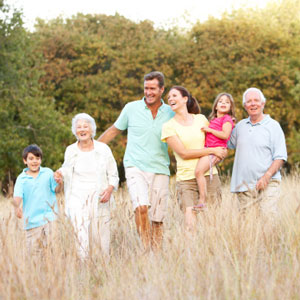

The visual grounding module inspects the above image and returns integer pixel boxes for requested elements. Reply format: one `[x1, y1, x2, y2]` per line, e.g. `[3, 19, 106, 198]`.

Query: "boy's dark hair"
[22, 144, 43, 160]
[144, 71, 165, 88]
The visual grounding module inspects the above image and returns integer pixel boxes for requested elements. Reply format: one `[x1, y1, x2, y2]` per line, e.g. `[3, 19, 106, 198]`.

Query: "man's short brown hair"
[144, 71, 164, 88]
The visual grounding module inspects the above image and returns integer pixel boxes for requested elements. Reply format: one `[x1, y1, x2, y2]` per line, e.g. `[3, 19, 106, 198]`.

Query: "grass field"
[0, 173, 300, 299]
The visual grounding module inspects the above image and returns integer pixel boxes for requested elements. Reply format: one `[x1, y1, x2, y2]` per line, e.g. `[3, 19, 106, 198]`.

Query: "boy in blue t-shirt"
[12, 144, 62, 254]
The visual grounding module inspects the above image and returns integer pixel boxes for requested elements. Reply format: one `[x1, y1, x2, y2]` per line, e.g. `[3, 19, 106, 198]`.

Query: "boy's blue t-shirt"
[13, 166, 58, 230]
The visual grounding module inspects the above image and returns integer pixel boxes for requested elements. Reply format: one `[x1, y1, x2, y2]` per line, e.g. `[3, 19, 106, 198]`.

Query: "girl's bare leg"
[194, 155, 222, 210]
[194, 156, 211, 208]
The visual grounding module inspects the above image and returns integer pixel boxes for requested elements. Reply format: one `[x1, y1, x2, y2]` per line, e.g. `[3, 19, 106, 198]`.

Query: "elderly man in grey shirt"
[228, 87, 287, 216]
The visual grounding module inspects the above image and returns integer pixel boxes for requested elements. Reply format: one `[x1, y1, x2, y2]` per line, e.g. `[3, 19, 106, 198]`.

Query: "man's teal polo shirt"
[13, 167, 58, 230]
[114, 98, 174, 175]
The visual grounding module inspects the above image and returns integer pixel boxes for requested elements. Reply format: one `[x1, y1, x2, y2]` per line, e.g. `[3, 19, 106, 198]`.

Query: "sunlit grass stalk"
[0, 173, 299, 299]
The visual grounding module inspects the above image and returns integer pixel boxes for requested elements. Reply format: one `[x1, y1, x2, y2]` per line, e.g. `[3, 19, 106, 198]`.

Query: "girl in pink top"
[194, 93, 236, 210]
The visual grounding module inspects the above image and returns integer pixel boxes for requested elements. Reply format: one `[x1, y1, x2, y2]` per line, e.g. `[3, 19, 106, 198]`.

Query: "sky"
[6, 0, 271, 30]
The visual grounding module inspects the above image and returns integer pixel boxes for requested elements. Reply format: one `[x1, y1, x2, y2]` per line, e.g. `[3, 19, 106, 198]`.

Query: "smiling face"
[23, 153, 41, 174]
[75, 119, 93, 142]
[167, 88, 188, 112]
[216, 95, 231, 116]
[244, 90, 265, 122]
[144, 79, 164, 107]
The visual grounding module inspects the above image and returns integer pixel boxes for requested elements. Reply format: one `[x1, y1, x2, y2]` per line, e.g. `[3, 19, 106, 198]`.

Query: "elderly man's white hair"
[71, 113, 97, 139]
[242, 87, 266, 105]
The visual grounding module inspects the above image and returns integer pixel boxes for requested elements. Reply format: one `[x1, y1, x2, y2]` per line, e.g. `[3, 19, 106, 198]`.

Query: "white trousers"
[66, 196, 111, 259]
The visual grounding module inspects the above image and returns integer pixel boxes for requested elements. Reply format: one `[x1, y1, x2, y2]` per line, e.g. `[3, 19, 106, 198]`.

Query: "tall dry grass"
[0, 173, 300, 300]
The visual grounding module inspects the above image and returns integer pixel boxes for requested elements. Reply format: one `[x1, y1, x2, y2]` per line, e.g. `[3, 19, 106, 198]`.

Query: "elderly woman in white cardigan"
[55, 113, 119, 259]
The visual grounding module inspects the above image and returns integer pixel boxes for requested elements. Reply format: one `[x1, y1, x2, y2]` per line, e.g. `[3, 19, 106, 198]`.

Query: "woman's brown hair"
[170, 86, 201, 114]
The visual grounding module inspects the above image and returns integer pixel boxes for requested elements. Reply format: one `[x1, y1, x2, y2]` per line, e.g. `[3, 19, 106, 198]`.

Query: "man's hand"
[99, 186, 114, 203]
[256, 172, 272, 191]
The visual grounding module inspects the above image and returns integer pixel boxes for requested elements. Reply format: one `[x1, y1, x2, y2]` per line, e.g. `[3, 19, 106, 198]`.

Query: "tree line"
[1, 0, 299, 194]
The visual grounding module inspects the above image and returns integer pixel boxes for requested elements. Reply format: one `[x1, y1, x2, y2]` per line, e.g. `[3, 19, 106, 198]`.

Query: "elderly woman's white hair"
[71, 113, 97, 139]
[242, 87, 266, 105]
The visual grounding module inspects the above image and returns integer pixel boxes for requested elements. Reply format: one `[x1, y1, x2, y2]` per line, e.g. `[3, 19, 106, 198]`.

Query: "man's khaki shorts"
[125, 167, 169, 222]
[236, 180, 280, 216]
[176, 175, 221, 211]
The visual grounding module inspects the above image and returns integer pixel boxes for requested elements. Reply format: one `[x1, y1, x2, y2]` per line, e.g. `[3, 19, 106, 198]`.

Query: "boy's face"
[23, 153, 41, 173]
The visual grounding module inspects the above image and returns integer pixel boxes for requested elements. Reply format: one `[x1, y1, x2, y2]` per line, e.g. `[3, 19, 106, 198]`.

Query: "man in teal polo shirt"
[98, 71, 174, 251]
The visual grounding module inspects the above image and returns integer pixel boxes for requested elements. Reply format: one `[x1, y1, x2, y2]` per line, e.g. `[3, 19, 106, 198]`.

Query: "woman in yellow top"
[161, 86, 227, 232]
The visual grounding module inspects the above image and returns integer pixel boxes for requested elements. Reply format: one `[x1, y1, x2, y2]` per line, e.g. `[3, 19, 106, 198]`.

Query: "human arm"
[54, 145, 73, 191]
[227, 126, 237, 149]
[97, 125, 122, 144]
[100, 144, 119, 203]
[55, 180, 63, 193]
[165, 135, 227, 160]
[256, 159, 285, 191]
[256, 121, 287, 191]
[12, 197, 23, 218]
[53, 170, 64, 193]
[54, 170, 63, 184]
[202, 122, 233, 140]
[55, 184, 63, 193]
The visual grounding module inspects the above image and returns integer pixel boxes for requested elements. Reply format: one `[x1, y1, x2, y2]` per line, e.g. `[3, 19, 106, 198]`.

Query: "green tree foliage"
[287, 71, 300, 166]
[33, 14, 185, 166]
[1, 0, 299, 188]
[33, 0, 300, 174]
[175, 0, 300, 169]
[0, 1, 71, 193]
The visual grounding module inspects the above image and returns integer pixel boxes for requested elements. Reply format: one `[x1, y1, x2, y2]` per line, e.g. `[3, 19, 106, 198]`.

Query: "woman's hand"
[99, 186, 114, 203]
[14, 207, 22, 218]
[201, 126, 212, 133]
[212, 147, 227, 160]
[54, 170, 63, 184]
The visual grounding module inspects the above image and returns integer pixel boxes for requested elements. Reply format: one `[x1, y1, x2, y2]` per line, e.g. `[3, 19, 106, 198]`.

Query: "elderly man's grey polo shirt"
[228, 115, 287, 193]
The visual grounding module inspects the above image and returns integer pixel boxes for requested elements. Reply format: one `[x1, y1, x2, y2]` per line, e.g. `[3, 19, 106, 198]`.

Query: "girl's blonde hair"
[208, 93, 237, 122]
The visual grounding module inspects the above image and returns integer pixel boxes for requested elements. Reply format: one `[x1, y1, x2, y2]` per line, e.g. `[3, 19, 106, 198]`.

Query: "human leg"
[67, 206, 90, 260]
[26, 225, 45, 257]
[176, 179, 199, 233]
[125, 167, 152, 250]
[150, 221, 163, 252]
[149, 174, 169, 251]
[90, 201, 111, 259]
[259, 180, 280, 220]
[194, 156, 211, 208]
[43, 221, 58, 254]
[98, 203, 111, 257]
[236, 190, 259, 215]
[25, 222, 57, 259]
[76, 219, 90, 259]
[184, 207, 198, 236]
[205, 174, 222, 207]
[135, 205, 151, 250]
